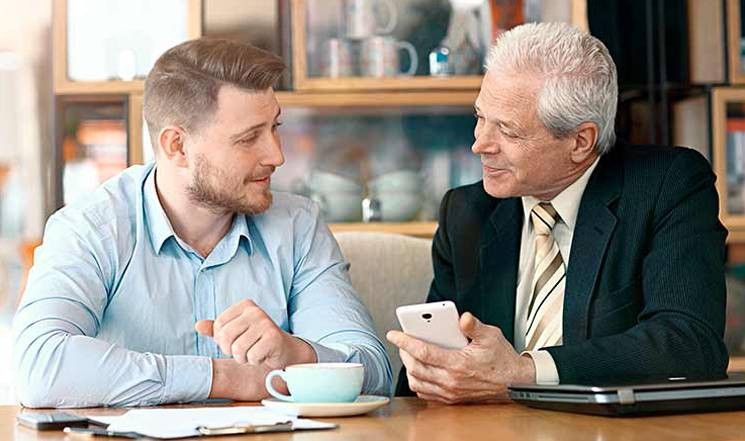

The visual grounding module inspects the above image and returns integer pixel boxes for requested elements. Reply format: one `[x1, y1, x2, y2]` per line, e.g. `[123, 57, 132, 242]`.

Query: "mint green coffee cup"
[265, 362, 364, 403]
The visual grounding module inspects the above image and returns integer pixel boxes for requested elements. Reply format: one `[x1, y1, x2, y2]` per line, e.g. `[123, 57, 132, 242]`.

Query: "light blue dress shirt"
[12, 163, 392, 407]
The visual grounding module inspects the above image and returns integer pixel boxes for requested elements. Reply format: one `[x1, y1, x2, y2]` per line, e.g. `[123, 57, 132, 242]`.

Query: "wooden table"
[4, 398, 745, 441]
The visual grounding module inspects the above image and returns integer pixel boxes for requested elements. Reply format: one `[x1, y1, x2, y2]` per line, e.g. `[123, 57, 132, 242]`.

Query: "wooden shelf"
[52, 0, 201, 96]
[55, 80, 145, 95]
[727, 229, 745, 244]
[711, 88, 745, 234]
[729, 356, 745, 372]
[329, 221, 437, 238]
[276, 91, 477, 107]
[294, 76, 482, 92]
[289, 0, 587, 92]
[54, 86, 477, 107]
[727, 0, 745, 84]
[290, 0, 478, 93]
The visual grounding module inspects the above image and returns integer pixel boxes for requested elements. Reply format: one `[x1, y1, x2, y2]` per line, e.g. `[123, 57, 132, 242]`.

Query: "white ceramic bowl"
[307, 171, 362, 194]
[374, 191, 421, 222]
[368, 170, 421, 194]
[311, 191, 363, 222]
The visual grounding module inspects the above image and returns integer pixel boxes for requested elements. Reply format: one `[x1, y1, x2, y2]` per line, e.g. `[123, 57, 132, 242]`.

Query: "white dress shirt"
[516, 158, 600, 384]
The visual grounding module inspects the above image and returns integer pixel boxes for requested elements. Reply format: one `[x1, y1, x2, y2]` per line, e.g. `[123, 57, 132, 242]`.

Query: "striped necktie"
[525, 202, 565, 351]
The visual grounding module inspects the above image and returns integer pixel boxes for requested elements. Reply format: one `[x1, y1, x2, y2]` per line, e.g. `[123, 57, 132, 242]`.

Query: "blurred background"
[2, 0, 745, 403]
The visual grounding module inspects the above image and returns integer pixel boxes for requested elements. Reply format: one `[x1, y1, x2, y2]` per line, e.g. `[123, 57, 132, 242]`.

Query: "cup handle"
[265, 370, 293, 402]
[376, 0, 398, 35]
[398, 41, 419, 76]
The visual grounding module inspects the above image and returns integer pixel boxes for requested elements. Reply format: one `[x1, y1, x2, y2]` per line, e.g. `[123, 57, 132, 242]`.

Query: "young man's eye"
[239, 136, 258, 145]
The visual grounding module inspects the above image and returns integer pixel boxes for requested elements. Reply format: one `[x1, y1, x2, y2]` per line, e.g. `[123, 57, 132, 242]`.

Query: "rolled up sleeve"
[287, 202, 393, 396]
[12, 211, 212, 407]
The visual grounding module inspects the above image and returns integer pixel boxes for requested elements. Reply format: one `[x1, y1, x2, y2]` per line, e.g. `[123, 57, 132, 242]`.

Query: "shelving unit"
[593, 0, 745, 244]
[289, 0, 587, 92]
[703, 1, 745, 244]
[51, 0, 587, 238]
[51, 0, 203, 95]
[276, 90, 479, 107]
[712, 88, 745, 231]
[728, 0, 745, 85]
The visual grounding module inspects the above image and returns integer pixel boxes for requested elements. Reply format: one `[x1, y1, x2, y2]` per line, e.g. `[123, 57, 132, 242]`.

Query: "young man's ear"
[158, 126, 189, 167]
[570, 121, 599, 164]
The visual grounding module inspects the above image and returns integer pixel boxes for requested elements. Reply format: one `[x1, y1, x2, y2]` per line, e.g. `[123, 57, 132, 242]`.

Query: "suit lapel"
[563, 155, 622, 344]
[478, 197, 523, 344]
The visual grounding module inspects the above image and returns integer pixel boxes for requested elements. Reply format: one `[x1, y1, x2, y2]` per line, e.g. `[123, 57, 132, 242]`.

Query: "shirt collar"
[521, 157, 600, 230]
[143, 166, 176, 254]
[214, 211, 253, 264]
[142, 166, 252, 257]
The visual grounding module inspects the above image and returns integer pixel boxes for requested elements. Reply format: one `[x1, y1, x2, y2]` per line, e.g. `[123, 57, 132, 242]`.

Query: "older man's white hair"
[485, 22, 618, 155]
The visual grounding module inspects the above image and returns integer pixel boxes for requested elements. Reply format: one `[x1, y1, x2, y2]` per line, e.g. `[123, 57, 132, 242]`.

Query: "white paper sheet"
[87, 406, 335, 439]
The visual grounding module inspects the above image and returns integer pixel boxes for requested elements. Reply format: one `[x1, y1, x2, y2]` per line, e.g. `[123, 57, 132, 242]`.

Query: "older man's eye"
[238, 136, 258, 145]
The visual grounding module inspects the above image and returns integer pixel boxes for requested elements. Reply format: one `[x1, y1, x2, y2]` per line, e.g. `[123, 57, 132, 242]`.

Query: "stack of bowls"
[307, 170, 363, 222]
[367, 170, 422, 222]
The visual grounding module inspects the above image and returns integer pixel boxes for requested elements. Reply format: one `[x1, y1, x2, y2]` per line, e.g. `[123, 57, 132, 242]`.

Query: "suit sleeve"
[426, 189, 458, 303]
[396, 189, 457, 395]
[546, 150, 729, 384]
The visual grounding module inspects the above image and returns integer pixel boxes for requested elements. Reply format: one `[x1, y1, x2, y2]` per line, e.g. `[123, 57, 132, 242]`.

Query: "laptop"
[508, 374, 745, 416]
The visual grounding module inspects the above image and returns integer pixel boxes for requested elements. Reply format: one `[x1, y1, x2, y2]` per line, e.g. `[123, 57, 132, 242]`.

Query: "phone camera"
[422, 313, 432, 321]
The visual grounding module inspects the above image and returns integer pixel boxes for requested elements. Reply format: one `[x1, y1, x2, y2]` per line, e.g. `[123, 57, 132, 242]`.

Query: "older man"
[388, 22, 728, 403]
[13, 38, 391, 407]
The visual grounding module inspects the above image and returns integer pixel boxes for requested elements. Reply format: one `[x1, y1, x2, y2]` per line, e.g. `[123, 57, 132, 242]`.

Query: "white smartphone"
[395, 301, 468, 349]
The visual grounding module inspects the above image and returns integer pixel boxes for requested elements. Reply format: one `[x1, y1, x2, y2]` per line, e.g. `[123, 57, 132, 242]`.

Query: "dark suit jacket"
[397, 143, 729, 395]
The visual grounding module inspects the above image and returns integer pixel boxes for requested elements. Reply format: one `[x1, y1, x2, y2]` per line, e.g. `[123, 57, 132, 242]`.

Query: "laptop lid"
[508, 374, 745, 416]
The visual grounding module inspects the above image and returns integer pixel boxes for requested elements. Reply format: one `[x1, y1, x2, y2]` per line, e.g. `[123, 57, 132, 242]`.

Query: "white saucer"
[261, 395, 390, 417]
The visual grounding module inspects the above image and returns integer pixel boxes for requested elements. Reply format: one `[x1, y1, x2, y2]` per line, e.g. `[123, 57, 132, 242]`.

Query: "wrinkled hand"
[386, 312, 536, 404]
[195, 299, 315, 369]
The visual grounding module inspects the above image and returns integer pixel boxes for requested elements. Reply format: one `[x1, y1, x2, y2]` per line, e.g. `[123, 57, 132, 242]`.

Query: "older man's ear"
[570, 121, 599, 164]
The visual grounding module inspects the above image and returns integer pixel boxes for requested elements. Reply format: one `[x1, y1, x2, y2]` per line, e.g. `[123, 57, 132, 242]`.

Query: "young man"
[13, 38, 391, 407]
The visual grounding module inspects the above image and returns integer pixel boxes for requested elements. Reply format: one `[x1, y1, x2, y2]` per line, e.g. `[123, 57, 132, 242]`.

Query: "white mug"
[341, 0, 397, 40]
[324, 38, 354, 77]
[361, 36, 418, 77]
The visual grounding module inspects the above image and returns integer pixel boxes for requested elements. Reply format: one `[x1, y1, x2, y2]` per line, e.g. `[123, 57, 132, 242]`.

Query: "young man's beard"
[186, 154, 273, 215]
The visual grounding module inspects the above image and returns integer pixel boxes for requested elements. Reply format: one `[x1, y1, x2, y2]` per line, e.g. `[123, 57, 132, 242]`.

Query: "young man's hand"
[196, 299, 317, 400]
[195, 299, 316, 368]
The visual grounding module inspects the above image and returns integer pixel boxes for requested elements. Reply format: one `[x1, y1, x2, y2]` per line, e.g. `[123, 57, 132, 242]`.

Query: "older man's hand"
[386, 312, 536, 404]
